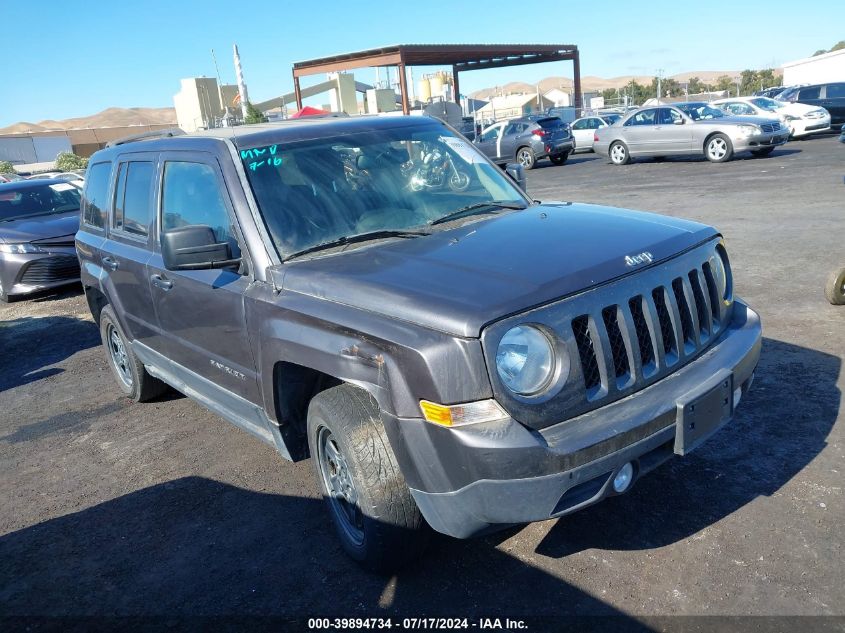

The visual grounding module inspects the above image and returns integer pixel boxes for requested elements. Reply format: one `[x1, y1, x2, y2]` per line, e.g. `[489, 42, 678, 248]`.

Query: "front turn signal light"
[419, 399, 508, 427]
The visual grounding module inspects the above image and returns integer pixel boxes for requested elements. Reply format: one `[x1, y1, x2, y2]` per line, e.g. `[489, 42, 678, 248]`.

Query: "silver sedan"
[594, 103, 789, 164]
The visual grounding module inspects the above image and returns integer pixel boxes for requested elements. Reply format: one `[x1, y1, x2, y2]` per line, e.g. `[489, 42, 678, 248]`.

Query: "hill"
[0, 107, 177, 135]
[470, 70, 740, 98]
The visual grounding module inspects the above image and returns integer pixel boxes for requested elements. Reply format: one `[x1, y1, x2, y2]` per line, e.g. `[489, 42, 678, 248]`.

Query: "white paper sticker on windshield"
[49, 182, 75, 192]
[441, 136, 479, 164]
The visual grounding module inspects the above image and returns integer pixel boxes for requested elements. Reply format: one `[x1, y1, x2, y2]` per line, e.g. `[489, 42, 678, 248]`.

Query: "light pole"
[656, 68, 664, 102]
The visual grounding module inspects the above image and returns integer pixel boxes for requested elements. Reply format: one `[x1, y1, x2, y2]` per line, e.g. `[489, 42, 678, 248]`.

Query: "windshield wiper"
[429, 201, 527, 226]
[283, 228, 430, 262]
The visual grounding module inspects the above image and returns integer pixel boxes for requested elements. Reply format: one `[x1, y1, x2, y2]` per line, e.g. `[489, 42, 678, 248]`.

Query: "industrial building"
[782, 49, 845, 86]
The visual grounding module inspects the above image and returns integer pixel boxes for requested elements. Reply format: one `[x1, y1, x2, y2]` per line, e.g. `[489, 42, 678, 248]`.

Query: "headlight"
[496, 325, 555, 395]
[737, 125, 760, 136]
[709, 245, 732, 302]
[0, 243, 44, 254]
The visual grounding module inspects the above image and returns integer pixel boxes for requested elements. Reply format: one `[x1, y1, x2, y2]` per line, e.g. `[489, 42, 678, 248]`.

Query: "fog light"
[613, 462, 634, 493]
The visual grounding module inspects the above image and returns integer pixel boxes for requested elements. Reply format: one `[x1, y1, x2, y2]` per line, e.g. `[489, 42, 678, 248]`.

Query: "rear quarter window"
[825, 83, 845, 99]
[82, 162, 112, 229]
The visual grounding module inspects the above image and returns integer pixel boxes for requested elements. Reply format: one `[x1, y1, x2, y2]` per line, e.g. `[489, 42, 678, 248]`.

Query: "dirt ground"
[1, 134, 843, 629]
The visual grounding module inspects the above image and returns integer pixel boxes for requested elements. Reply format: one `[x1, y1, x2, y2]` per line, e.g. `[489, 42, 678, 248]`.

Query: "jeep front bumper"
[382, 301, 761, 538]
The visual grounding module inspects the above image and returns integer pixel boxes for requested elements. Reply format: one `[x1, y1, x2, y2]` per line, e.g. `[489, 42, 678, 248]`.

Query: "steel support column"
[398, 63, 410, 115]
[452, 65, 461, 112]
[293, 73, 303, 110]
[573, 51, 582, 111]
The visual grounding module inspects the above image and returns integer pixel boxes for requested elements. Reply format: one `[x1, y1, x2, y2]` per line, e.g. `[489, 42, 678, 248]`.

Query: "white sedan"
[570, 115, 611, 152]
[713, 97, 830, 138]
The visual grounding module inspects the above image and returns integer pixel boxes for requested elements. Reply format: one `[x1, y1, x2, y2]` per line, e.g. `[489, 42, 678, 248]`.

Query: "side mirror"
[505, 163, 527, 193]
[674, 118, 685, 125]
[161, 225, 239, 271]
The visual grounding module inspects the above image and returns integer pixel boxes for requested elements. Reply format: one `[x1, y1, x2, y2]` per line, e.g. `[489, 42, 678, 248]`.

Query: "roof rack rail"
[106, 128, 186, 148]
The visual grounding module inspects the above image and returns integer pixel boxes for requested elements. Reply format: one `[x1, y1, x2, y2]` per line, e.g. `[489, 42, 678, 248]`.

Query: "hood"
[278, 203, 718, 338]
[0, 210, 79, 244]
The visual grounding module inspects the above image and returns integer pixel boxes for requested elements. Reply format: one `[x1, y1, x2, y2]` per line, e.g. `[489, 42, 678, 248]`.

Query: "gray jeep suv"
[77, 116, 761, 572]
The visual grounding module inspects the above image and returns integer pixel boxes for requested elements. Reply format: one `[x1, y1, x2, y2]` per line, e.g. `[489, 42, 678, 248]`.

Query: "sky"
[2, 0, 844, 127]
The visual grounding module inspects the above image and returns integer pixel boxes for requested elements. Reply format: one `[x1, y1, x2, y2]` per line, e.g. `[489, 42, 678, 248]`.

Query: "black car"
[76, 116, 761, 571]
[0, 179, 81, 302]
[779, 82, 845, 127]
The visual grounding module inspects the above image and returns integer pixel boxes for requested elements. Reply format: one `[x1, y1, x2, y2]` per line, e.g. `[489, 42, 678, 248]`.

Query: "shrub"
[55, 152, 88, 171]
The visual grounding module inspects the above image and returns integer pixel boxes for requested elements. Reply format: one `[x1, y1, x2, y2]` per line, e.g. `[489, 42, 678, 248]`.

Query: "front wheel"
[705, 134, 733, 162]
[307, 384, 429, 573]
[515, 147, 536, 170]
[448, 169, 471, 192]
[751, 147, 775, 157]
[549, 152, 569, 165]
[609, 141, 630, 165]
[825, 267, 845, 305]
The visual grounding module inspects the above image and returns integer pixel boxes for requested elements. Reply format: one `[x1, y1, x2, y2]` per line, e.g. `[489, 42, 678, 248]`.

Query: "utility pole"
[656, 68, 664, 102]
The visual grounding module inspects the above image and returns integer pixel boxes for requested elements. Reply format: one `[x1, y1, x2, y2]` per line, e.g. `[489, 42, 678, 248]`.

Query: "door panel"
[150, 153, 261, 405]
[103, 154, 164, 352]
[655, 108, 693, 152]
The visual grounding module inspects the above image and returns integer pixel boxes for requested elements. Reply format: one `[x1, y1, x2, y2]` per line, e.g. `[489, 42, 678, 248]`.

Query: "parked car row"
[594, 102, 790, 164]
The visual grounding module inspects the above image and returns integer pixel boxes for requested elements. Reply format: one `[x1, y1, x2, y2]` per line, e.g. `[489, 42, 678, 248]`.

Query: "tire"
[99, 305, 168, 402]
[447, 169, 471, 192]
[705, 133, 733, 162]
[751, 147, 775, 157]
[609, 141, 630, 165]
[825, 267, 845, 305]
[515, 146, 536, 170]
[307, 383, 429, 573]
[549, 152, 569, 165]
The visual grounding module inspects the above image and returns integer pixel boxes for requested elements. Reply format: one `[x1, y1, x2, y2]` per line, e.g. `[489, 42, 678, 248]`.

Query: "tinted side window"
[626, 110, 657, 126]
[826, 83, 845, 98]
[122, 162, 154, 236]
[161, 161, 235, 250]
[799, 86, 821, 100]
[82, 162, 111, 228]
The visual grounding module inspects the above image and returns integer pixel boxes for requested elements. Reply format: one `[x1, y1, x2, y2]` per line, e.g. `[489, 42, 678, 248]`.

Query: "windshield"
[675, 103, 725, 121]
[240, 124, 526, 258]
[750, 97, 785, 112]
[0, 183, 81, 222]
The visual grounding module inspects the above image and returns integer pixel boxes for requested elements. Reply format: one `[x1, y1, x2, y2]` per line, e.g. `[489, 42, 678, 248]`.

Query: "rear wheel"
[515, 147, 536, 170]
[705, 134, 733, 162]
[825, 267, 845, 305]
[549, 152, 569, 165]
[99, 305, 168, 402]
[609, 141, 630, 165]
[307, 384, 429, 573]
[751, 147, 775, 157]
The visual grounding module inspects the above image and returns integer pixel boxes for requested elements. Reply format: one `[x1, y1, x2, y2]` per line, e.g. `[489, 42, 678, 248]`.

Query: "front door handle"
[102, 256, 119, 271]
[150, 274, 173, 291]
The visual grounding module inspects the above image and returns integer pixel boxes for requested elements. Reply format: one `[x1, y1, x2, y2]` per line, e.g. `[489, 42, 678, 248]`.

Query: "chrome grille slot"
[572, 315, 601, 392]
[629, 296, 655, 373]
[651, 287, 676, 359]
[671, 277, 695, 350]
[688, 270, 710, 338]
[601, 306, 630, 380]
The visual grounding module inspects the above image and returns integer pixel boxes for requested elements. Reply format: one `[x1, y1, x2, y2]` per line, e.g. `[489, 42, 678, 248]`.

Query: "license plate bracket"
[674, 369, 733, 456]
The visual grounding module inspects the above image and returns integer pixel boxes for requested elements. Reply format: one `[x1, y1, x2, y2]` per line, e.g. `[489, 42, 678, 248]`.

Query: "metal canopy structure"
[291, 44, 581, 115]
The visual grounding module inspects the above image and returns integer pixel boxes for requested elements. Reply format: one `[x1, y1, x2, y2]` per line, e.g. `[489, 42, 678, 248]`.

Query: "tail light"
[594, 133, 600, 142]
[531, 128, 546, 137]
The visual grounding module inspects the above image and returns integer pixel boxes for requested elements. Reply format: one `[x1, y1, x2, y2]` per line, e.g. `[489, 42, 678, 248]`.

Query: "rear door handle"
[150, 274, 173, 291]
[102, 256, 119, 271]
